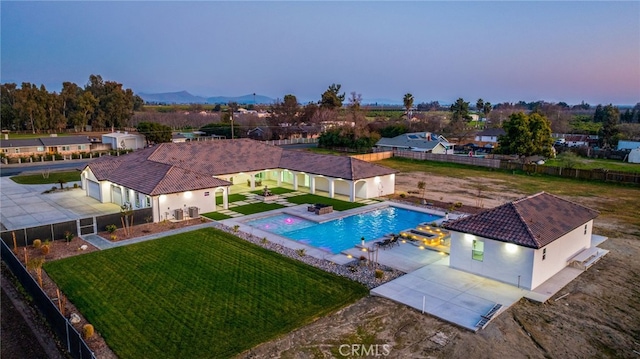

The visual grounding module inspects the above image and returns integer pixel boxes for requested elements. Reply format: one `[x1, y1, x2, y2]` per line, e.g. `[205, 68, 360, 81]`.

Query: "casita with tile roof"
[82, 139, 397, 222]
[443, 192, 602, 290]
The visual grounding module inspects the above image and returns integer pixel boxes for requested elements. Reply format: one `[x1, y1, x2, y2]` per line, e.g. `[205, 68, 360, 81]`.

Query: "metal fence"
[0, 239, 96, 359]
[263, 138, 319, 146]
[0, 208, 154, 247]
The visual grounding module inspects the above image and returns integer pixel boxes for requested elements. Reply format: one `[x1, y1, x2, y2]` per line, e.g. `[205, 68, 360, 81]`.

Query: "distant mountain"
[206, 94, 274, 105]
[138, 91, 275, 105]
[138, 91, 208, 104]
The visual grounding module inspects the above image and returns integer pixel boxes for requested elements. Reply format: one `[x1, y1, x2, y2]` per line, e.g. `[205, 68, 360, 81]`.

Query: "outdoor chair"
[375, 238, 392, 250]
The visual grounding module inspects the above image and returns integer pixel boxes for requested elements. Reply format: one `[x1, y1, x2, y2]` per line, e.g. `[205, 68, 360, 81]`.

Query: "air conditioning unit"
[174, 209, 184, 220]
[188, 206, 199, 218]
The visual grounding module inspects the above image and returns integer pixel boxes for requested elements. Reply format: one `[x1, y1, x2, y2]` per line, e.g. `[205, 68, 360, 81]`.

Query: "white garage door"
[87, 180, 101, 201]
[111, 185, 122, 205]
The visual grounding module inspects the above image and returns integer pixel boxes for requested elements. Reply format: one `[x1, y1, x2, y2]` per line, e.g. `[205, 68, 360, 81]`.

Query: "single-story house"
[171, 133, 188, 143]
[0, 135, 91, 158]
[102, 131, 146, 150]
[375, 132, 454, 154]
[82, 139, 397, 222]
[618, 140, 640, 151]
[474, 128, 505, 148]
[443, 192, 605, 291]
[565, 135, 589, 147]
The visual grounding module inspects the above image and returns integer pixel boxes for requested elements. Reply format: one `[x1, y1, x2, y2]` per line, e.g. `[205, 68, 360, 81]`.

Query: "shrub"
[33, 239, 42, 248]
[73, 183, 79, 189]
[105, 224, 117, 233]
[233, 225, 240, 233]
[82, 324, 94, 339]
[41, 244, 50, 256]
[110, 235, 118, 241]
[399, 193, 406, 198]
[296, 248, 306, 257]
[359, 255, 367, 261]
[260, 237, 269, 244]
[375, 269, 384, 279]
[64, 231, 75, 242]
[454, 202, 463, 209]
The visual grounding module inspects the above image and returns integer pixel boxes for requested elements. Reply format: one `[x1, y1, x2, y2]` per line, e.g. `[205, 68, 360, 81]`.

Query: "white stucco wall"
[156, 187, 226, 221]
[530, 221, 592, 289]
[449, 232, 536, 289]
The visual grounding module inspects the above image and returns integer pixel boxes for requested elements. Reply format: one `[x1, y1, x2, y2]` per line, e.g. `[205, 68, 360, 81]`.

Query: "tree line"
[1, 75, 143, 133]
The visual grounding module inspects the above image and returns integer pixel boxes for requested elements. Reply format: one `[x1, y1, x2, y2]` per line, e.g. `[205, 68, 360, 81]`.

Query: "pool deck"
[223, 201, 605, 332]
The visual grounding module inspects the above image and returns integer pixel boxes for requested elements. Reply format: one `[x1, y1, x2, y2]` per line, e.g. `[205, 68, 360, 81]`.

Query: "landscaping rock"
[69, 313, 81, 324]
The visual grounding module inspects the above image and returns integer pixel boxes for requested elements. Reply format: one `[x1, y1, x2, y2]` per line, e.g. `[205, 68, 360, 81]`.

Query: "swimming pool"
[245, 207, 442, 254]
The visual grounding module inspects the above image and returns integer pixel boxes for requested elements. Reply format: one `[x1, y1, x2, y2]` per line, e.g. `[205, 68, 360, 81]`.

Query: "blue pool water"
[245, 207, 442, 254]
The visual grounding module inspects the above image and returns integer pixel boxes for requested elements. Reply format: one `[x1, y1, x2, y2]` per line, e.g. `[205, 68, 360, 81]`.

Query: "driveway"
[0, 177, 121, 230]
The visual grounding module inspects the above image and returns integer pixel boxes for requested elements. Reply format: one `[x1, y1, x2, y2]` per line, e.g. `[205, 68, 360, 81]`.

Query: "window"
[78, 145, 84, 150]
[584, 224, 587, 235]
[472, 240, 484, 261]
[125, 189, 130, 203]
[145, 196, 151, 207]
[37, 146, 44, 152]
[134, 193, 140, 208]
[542, 248, 547, 261]
[15, 148, 20, 153]
[2, 149, 7, 153]
[61, 146, 70, 151]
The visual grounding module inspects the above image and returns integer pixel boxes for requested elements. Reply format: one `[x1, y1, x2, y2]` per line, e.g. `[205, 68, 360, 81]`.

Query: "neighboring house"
[102, 132, 146, 150]
[444, 192, 606, 291]
[474, 128, 505, 148]
[0, 135, 91, 158]
[618, 140, 640, 151]
[171, 133, 188, 143]
[82, 139, 397, 222]
[246, 126, 270, 141]
[375, 132, 454, 154]
[564, 135, 589, 147]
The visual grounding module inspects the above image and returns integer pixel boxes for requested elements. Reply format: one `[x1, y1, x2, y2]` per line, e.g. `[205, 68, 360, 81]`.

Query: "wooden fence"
[393, 150, 502, 168]
[350, 151, 394, 162]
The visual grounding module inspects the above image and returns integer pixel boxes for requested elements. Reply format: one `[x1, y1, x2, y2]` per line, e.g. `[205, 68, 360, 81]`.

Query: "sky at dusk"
[2, 1, 639, 105]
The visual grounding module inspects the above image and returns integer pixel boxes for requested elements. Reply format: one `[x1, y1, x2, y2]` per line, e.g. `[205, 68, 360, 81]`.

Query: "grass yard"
[287, 194, 365, 211]
[544, 157, 640, 173]
[250, 187, 297, 195]
[232, 202, 285, 215]
[218, 193, 247, 202]
[201, 212, 232, 221]
[44, 228, 368, 358]
[11, 170, 80, 185]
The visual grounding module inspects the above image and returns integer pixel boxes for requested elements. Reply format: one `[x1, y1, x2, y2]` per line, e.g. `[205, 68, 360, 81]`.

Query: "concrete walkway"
[82, 222, 219, 250]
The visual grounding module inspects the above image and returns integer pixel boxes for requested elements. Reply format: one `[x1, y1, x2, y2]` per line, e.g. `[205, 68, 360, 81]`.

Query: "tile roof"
[376, 132, 451, 150]
[476, 128, 505, 137]
[0, 136, 91, 148]
[443, 192, 599, 249]
[86, 139, 396, 195]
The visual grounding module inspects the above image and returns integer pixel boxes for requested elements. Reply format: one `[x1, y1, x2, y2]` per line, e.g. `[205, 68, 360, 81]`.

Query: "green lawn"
[44, 228, 368, 358]
[218, 193, 247, 202]
[544, 157, 640, 173]
[231, 202, 285, 215]
[201, 212, 232, 221]
[11, 170, 80, 185]
[287, 194, 365, 211]
[250, 187, 297, 195]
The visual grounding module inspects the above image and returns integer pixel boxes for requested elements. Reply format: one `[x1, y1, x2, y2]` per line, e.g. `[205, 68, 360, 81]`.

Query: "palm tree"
[403, 93, 414, 119]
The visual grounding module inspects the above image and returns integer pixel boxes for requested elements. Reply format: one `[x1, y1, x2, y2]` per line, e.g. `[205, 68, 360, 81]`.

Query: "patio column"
[292, 172, 299, 190]
[222, 187, 229, 210]
[276, 170, 282, 186]
[250, 174, 256, 190]
[349, 181, 356, 202]
[309, 175, 316, 194]
[328, 179, 335, 198]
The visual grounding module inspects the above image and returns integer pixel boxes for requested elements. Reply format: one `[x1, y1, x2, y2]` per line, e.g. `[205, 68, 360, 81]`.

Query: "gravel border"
[214, 223, 405, 289]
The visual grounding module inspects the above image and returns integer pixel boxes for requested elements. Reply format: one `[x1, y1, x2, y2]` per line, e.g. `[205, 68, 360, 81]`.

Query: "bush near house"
[44, 228, 367, 358]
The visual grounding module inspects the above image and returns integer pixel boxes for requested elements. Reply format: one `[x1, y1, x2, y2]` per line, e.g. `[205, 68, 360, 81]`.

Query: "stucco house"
[0, 135, 91, 158]
[375, 132, 454, 154]
[82, 139, 397, 222]
[443, 192, 606, 291]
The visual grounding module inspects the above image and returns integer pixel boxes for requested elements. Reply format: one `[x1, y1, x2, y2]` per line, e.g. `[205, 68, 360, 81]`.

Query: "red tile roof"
[443, 192, 599, 249]
[87, 139, 396, 196]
